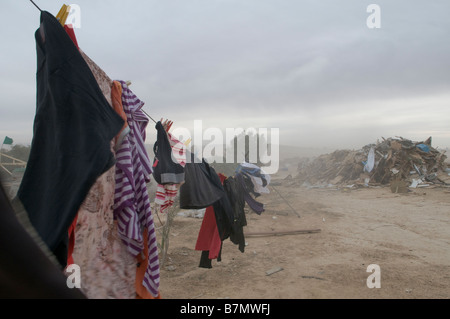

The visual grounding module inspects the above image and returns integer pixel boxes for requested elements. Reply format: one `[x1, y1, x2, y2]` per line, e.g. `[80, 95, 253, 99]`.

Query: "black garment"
[236, 173, 265, 215]
[152, 121, 184, 184]
[0, 181, 86, 299]
[235, 164, 269, 197]
[179, 155, 224, 209]
[212, 181, 234, 242]
[196, 173, 234, 269]
[223, 176, 247, 253]
[14, 11, 124, 267]
[196, 174, 248, 268]
[241, 173, 261, 198]
[198, 244, 223, 269]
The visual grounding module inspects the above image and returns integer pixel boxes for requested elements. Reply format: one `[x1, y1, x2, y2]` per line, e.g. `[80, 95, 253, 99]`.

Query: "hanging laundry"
[152, 121, 185, 185]
[73, 162, 136, 299]
[71, 52, 136, 299]
[211, 173, 236, 242]
[0, 181, 86, 299]
[195, 205, 223, 268]
[13, 11, 124, 268]
[63, 21, 79, 268]
[135, 227, 161, 299]
[155, 184, 179, 214]
[111, 80, 131, 150]
[236, 162, 271, 196]
[154, 130, 186, 214]
[63, 24, 79, 49]
[223, 176, 248, 253]
[179, 154, 225, 209]
[235, 173, 265, 215]
[195, 173, 234, 268]
[113, 80, 160, 298]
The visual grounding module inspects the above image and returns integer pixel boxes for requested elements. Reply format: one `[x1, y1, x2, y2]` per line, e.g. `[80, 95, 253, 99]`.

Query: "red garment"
[195, 173, 227, 260]
[67, 214, 77, 265]
[195, 206, 222, 259]
[64, 25, 79, 49]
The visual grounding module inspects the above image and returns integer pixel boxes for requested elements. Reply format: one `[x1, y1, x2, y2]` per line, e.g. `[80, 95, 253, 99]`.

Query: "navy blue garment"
[13, 11, 124, 267]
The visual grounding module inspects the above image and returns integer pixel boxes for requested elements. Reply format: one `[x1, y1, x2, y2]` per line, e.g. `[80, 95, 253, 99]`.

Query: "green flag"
[3, 136, 13, 145]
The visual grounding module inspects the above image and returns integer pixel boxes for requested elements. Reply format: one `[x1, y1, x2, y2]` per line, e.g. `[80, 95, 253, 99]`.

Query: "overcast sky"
[1, 0, 449, 151]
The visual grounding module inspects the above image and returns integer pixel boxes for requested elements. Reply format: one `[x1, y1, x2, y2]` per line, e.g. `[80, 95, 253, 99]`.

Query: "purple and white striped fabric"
[113, 80, 160, 297]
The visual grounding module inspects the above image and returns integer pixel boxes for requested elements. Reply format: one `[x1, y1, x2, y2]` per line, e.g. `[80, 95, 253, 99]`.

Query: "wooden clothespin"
[56, 4, 71, 26]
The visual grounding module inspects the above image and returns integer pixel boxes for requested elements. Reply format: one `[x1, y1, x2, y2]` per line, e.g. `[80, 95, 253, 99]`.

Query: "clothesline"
[141, 109, 158, 124]
[29, 0, 42, 12]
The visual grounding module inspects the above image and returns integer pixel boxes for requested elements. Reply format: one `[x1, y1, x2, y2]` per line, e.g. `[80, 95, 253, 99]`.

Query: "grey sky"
[1, 0, 449, 150]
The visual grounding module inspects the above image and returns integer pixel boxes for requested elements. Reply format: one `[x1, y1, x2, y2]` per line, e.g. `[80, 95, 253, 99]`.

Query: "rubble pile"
[295, 136, 450, 188]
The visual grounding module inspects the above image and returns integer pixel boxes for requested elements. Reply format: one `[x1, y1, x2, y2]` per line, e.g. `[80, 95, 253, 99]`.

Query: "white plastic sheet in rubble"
[364, 147, 375, 173]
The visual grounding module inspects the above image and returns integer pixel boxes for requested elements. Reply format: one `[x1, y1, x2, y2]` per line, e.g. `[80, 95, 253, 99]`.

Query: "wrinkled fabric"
[71, 52, 136, 299]
[211, 173, 235, 242]
[223, 176, 247, 253]
[113, 80, 160, 297]
[15, 11, 124, 267]
[155, 184, 180, 214]
[236, 162, 271, 195]
[73, 164, 136, 299]
[135, 228, 162, 299]
[195, 204, 222, 260]
[179, 154, 224, 209]
[236, 173, 265, 215]
[64, 24, 79, 268]
[1, 182, 86, 299]
[195, 173, 233, 268]
[152, 121, 185, 185]
[111, 80, 130, 150]
[155, 132, 186, 214]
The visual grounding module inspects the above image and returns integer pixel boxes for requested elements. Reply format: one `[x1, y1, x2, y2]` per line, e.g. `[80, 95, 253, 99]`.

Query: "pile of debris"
[295, 136, 450, 188]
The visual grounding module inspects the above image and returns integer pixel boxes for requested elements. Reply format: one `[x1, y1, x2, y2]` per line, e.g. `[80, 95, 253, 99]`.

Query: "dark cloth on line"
[179, 154, 224, 209]
[211, 173, 234, 242]
[236, 173, 265, 215]
[1, 180, 86, 299]
[235, 163, 270, 198]
[199, 250, 212, 269]
[195, 173, 234, 268]
[152, 121, 185, 184]
[14, 11, 124, 268]
[223, 176, 247, 253]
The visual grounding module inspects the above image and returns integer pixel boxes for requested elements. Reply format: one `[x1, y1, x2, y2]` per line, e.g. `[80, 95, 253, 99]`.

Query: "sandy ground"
[155, 164, 450, 299]
[3, 156, 448, 299]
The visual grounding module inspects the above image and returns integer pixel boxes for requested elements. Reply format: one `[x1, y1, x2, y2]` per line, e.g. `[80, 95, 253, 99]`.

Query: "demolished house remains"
[295, 137, 450, 190]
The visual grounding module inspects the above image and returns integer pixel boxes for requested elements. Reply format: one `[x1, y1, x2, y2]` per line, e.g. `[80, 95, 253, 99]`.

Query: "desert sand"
[2, 150, 448, 300]
[155, 162, 450, 299]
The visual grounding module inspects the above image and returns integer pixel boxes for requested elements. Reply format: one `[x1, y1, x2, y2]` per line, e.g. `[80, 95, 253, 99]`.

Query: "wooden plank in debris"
[245, 229, 321, 237]
[266, 267, 284, 276]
